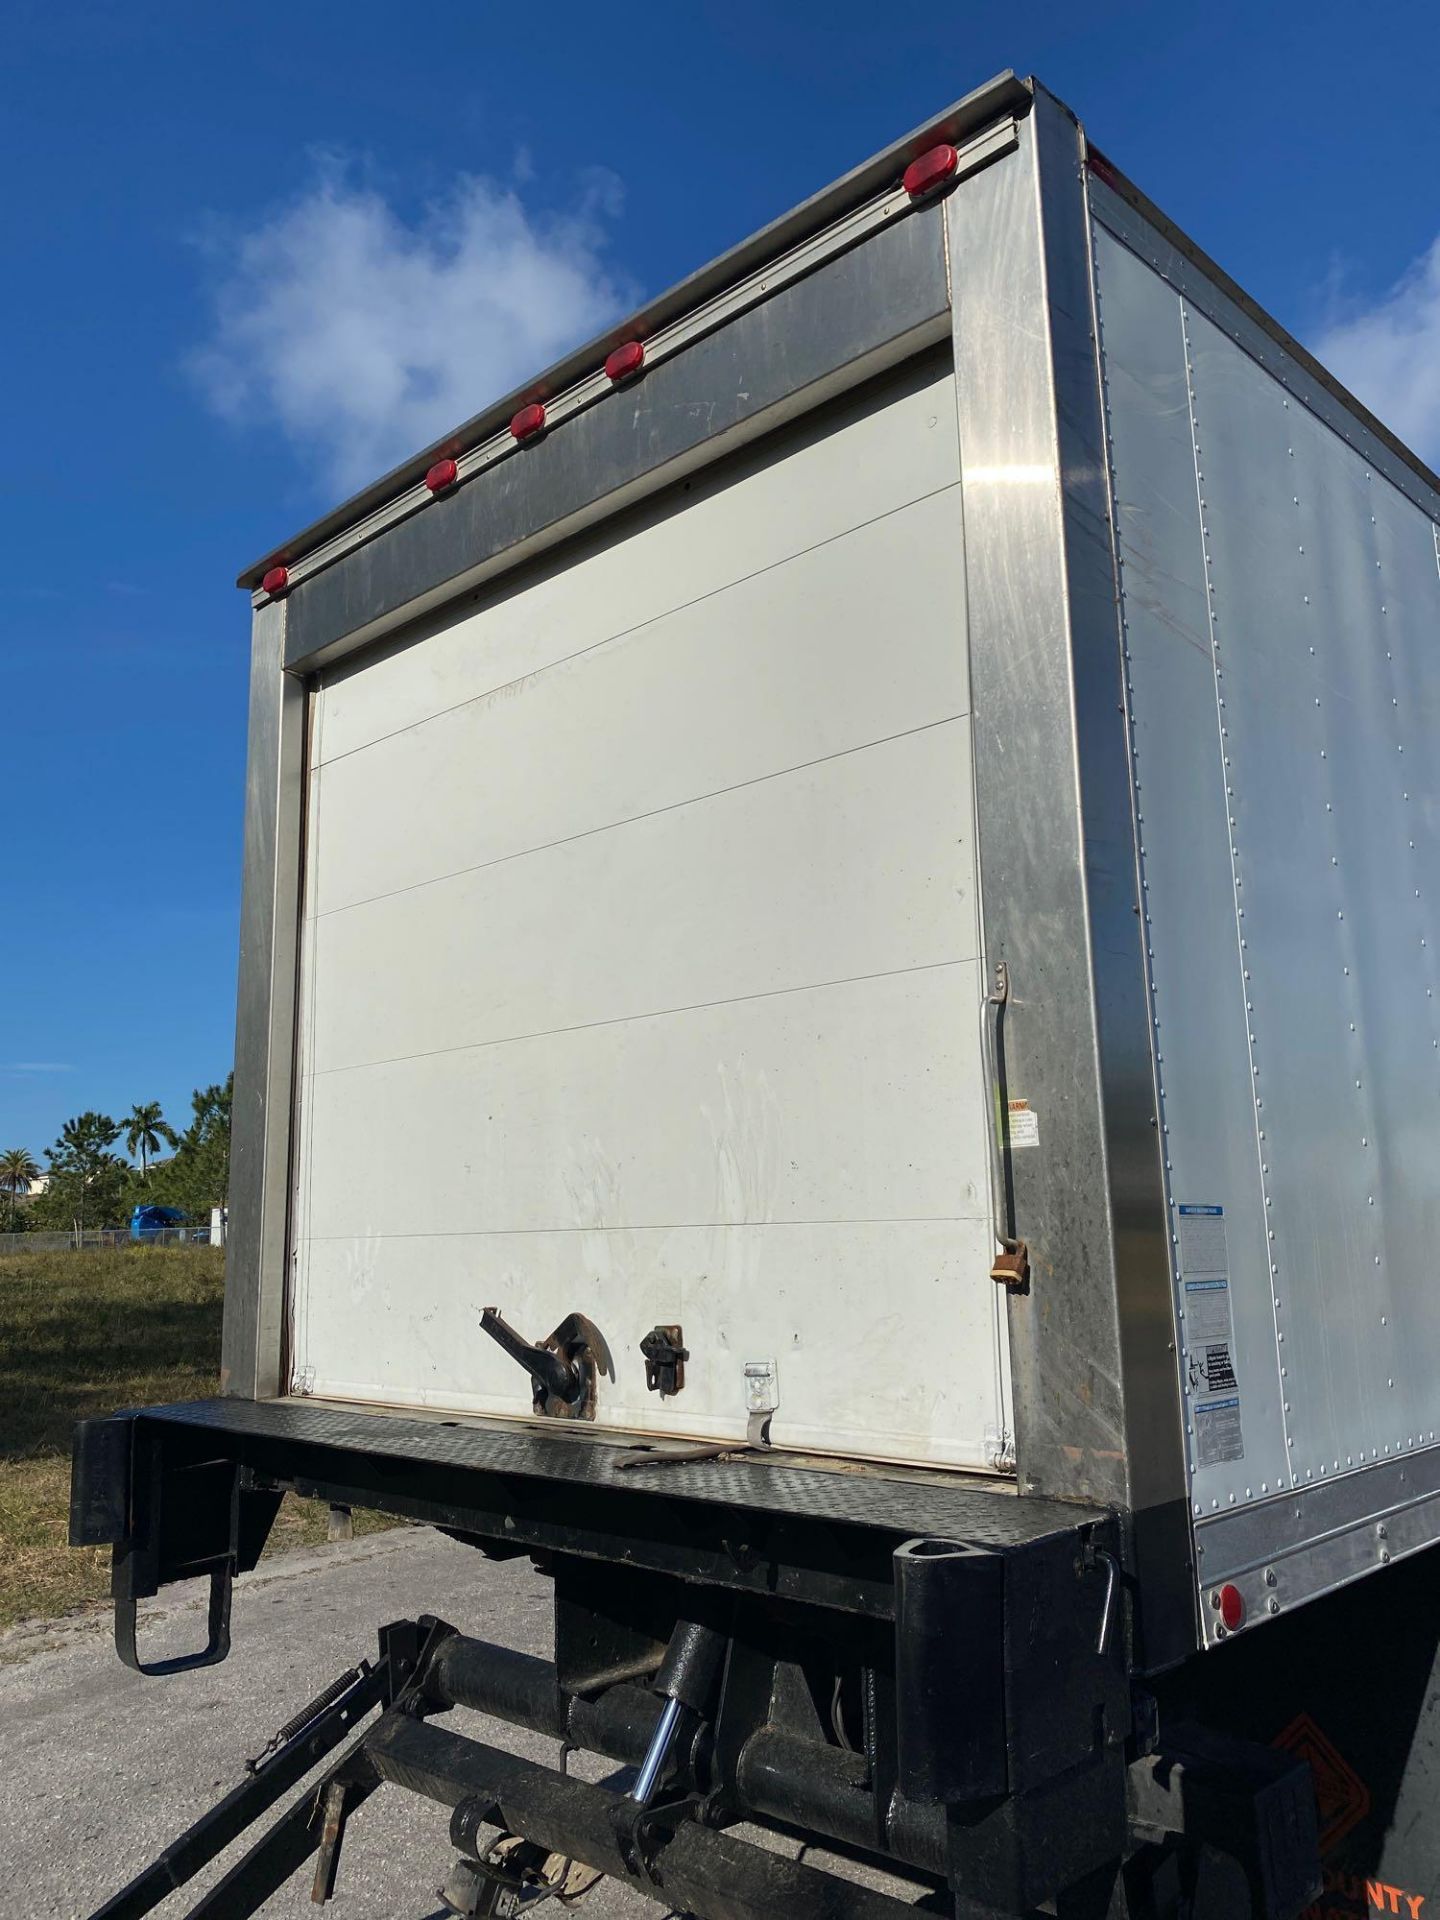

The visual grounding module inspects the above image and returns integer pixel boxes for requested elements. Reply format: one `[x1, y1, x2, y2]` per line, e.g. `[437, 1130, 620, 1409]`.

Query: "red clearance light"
[903, 144, 959, 199]
[510, 402, 547, 442]
[1218, 1584, 1245, 1632]
[425, 457, 459, 493]
[605, 339, 645, 382]
[261, 565, 289, 596]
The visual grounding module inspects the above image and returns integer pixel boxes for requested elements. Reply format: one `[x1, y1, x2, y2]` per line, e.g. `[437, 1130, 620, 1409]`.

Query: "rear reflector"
[510, 402, 547, 441]
[605, 339, 645, 382]
[1218, 1584, 1245, 1632]
[261, 566, 289, 596]
[425, 458, 459, 493]
[902, 144, 959, 199]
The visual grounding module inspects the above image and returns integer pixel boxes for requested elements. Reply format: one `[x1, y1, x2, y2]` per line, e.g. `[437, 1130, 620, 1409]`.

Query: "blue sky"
[5, 0, 1440, 1160]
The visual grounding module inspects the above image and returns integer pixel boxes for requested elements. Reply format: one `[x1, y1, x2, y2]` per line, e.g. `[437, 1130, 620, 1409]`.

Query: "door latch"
[479, 1309, 614, 1419]
[639, 1326, 688, 1398]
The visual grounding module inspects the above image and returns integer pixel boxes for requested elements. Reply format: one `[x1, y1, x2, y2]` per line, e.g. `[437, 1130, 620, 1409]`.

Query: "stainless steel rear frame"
[948, 88, 1191, 1667]
[223, 596, 304, 1400]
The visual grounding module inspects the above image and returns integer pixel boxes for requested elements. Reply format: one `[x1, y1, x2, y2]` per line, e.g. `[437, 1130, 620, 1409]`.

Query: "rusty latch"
[479, 1307, 614, 1419]
[640, 1325, 688, 1397]
[990, 1242, 1030, 1292]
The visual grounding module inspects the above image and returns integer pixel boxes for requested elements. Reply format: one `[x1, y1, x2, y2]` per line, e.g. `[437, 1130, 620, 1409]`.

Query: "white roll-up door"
[287, 350, 1009, 1470]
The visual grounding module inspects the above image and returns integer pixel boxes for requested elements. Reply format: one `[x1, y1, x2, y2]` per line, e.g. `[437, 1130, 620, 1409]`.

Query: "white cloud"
[1313, 236, 1440, 466]
[190, 160, 636, 496]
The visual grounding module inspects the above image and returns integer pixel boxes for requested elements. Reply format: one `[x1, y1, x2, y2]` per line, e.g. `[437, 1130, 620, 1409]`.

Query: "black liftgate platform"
[71, 1397, 1342, 1920]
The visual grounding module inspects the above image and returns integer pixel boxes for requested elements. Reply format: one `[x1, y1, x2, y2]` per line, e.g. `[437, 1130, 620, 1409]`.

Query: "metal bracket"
[311, 1776, 355, 1903]
[114, 1559, 233, 1677]
[88, 1415, 284, 1679]
[607, 1796, 693, 1885]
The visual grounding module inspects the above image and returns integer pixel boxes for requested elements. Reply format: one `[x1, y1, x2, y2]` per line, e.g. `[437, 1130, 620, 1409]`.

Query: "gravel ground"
[0, 1525, 928, 1919]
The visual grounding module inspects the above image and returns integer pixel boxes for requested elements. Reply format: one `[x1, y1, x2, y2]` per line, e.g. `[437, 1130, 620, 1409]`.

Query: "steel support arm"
[367, 1713, 930, 1920]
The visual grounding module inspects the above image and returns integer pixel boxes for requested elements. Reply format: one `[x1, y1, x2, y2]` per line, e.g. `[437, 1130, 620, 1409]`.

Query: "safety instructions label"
[1177, 1205, 1244, 1466]
[1178, 1202, 1228, 1274]
[1184, 1277, 1234, 1346]
[1194, 1396, 1244, 1469]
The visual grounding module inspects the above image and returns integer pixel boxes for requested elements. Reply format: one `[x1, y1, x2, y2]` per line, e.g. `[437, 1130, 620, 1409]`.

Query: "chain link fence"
[0, 1223, 223, 1255]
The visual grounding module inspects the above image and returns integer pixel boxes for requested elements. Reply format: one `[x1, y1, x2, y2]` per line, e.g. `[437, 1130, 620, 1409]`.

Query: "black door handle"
[479, 1307, 584, 1407]
[479, 1308, 613, 1419]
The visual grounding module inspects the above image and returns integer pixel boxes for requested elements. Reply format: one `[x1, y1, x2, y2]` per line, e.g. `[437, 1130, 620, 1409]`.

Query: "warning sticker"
[1007, 1099, 1039, 1150]
[1195, 1394, 1245, 1467]
[1176, 1208, 1243, 1466]
[1183, 1276, 1234, 1345]
[1178, 1203, 1229, 1274]
[1191, 1341, 1238, 1396]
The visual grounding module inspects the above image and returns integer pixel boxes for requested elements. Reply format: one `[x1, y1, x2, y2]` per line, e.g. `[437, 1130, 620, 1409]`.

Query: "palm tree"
[124, 1102, 177, 1183]
[0, 1148, 39, 1231]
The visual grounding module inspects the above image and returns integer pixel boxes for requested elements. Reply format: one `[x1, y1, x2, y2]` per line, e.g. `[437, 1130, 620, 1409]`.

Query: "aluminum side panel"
[1093, 230, 1290, 1510]
[1094, 215, 1440, 1634]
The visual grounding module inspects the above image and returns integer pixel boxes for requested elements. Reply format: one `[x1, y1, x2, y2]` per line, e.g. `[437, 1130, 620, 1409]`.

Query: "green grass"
[0, 1245, 393, 1631]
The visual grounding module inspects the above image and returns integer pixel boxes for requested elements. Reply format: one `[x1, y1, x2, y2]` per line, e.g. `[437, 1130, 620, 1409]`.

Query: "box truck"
[74, 71, 1440, 1920]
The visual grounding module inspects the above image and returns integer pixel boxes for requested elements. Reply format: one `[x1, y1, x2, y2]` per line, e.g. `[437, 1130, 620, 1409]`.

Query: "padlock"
[990, 1243, 1030, 1292]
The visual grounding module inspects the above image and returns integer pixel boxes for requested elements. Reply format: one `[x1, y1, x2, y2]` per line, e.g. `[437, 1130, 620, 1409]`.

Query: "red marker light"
[605, 339, 645, 382]
[902, 144, 959, 199]
[261, 566, 289, 596]
[510, 402, 547, 442]
[425, 457, 459, 493]
[1218, 1584, 1245, 1632]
